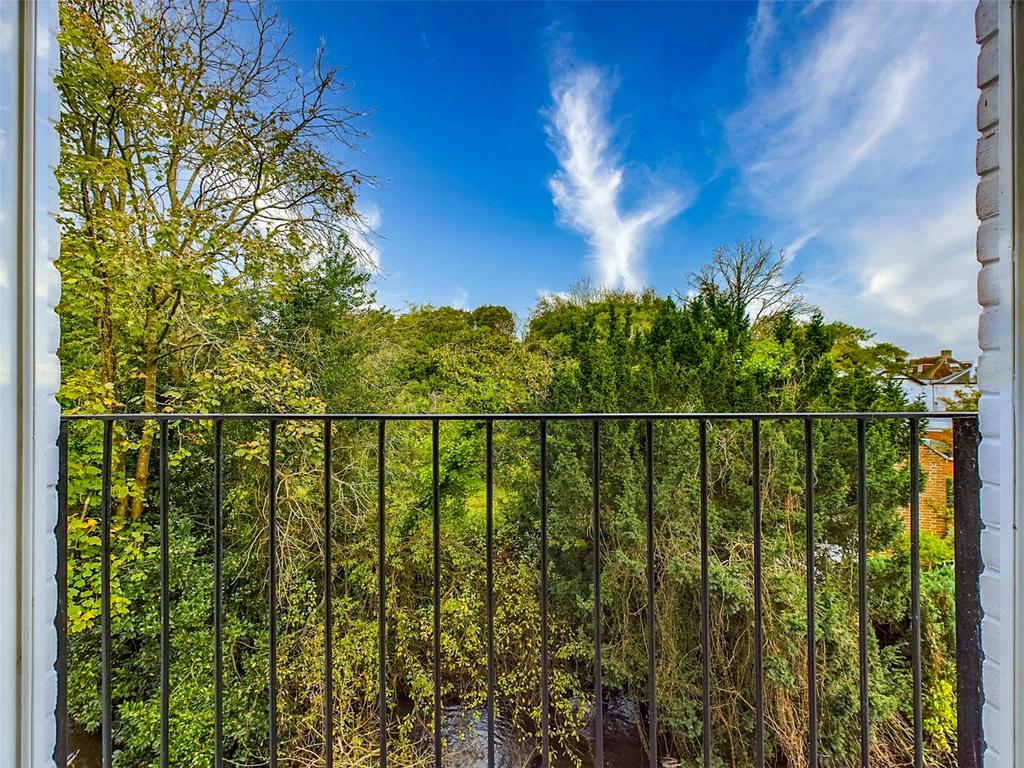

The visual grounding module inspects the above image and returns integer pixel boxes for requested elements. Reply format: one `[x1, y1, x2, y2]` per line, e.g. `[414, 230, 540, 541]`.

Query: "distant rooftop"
[905, 350, 974, 383]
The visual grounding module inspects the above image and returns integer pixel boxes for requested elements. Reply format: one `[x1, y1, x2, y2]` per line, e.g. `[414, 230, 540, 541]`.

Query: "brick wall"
[900, 432, 954, 538]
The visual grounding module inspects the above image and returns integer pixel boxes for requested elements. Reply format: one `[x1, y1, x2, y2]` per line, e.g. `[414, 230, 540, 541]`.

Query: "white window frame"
[1, 1, 62, 766]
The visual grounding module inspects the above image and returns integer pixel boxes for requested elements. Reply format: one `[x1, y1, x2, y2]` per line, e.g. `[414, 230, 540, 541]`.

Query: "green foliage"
[56, 4, 959, 766]
[61, 283, 959, 768]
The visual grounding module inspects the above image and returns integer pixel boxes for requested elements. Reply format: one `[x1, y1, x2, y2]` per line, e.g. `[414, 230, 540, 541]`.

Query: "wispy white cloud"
[450, 285, 470, 310]
[808, 196, 977, 354]
[783, 230, 818, 261]
[729, 1, 978, 356]
[545, 57, 685, 291]
[536, 288, 571, 304]
[350, 201, 382, 271]
[745, 0, 778, 86]
[419, 30, 437, 65]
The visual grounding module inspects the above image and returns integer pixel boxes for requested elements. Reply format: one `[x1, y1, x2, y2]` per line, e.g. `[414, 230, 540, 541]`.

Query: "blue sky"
[283, 1, 979, 357]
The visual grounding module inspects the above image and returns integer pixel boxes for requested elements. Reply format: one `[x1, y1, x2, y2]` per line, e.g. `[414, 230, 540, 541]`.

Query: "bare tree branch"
[688, 239, 809, 329]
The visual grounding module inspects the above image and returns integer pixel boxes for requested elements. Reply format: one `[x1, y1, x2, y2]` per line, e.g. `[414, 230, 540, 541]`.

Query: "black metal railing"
[55, 411, 984, 768]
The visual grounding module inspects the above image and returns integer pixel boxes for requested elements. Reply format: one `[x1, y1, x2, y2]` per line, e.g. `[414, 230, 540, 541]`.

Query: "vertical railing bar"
[269, 419, 278, 768]
[539, 419, 550, 767]
[378, 419, 388, 768]
[67, 410, 958, 768]
[160, 420, 170, 768]
[592, 418, 603, 768]
[324, 420, 334, 768]
[857, 418, 869, 768]
[699, 418, 710, 768]
[485, 419, 495, 768]
[432, 418, 442, 768]
[101, 420, 113, 768]
[910, 417, 923, 768]
[953, 417, 983, 768]
[214, 419, 224, 768]
[55, 421, 69, 768]
[752, 419, 764, 768]
[805, 418, 818, 768]
[645, 419, 658, 768]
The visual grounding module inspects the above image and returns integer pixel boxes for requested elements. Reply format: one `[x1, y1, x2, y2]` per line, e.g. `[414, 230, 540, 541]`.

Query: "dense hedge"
[63, 289, 957, 768]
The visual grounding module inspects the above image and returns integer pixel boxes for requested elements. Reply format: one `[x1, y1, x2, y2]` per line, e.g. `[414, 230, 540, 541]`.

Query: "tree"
[470, 304, 516, 337]
[828, 322, 909, 375]
[57, 0, 372, 517]
[939, 386, 980, 411]
[53, 11, 956, 755]
[688, 239, 808, 330]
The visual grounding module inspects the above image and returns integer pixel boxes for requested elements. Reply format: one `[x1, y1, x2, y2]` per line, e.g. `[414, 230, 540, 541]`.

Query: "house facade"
[898, 350, 976, 412]
[899, 430, 956, 538]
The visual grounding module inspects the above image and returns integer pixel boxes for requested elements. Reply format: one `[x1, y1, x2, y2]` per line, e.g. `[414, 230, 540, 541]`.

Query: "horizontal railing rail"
[55, 412, 983, 768]
[61, 410, 978, 421]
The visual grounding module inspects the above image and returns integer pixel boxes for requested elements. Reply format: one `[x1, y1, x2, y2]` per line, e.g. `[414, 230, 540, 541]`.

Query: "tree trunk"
[130, 332, 158, 520]
[98, 275, 130, 518]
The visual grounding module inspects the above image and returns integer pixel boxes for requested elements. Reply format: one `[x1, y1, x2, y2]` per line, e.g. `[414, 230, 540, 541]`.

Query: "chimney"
[940, 349, 952, 357]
